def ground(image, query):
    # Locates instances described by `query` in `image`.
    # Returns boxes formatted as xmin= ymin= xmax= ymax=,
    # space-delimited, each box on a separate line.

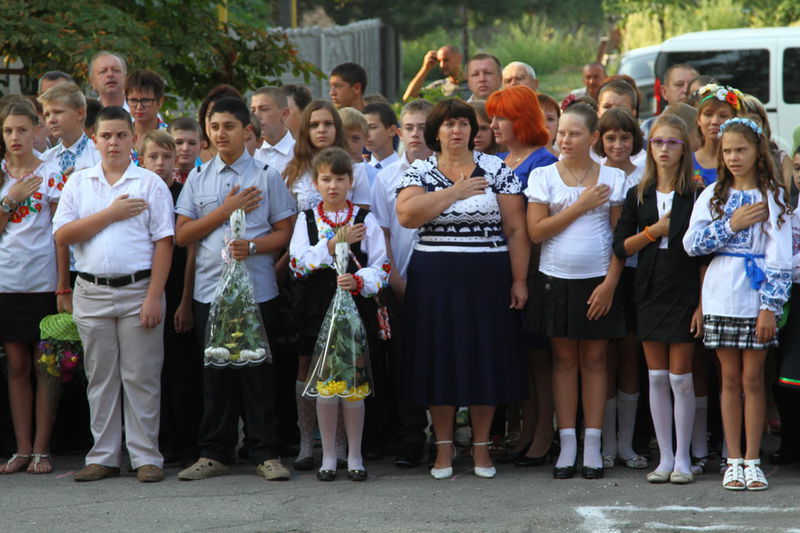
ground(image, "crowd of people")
xmin=1 ymin=46 xmax=799 ymax=494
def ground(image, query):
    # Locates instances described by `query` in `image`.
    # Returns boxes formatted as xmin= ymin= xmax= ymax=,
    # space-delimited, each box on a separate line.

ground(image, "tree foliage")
xmin=0 ymin=0 xmax=320 ymax=100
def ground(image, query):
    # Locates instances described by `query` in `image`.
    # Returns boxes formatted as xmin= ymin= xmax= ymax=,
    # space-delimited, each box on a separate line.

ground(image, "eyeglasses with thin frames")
xmin=649 ymin=137 xmax=684 ymax=149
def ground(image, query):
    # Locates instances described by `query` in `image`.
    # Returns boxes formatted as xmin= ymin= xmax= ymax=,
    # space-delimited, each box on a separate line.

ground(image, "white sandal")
xmin=1 ymin=453 xmax=31 ymax=474
xmin=744 ymin=459 xmax=768 ymax=491
xmin=29 ymin=454 xmax=52 ymax=474
xmin=471 ymin=441 xmax=496 ymax=479
xmin=722 ymin=458 xmax=745 ymax=491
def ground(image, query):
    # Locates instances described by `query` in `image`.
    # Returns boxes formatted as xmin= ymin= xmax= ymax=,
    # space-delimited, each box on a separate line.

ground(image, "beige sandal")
xmin=28 ymin=454 xmax=53 ymax=474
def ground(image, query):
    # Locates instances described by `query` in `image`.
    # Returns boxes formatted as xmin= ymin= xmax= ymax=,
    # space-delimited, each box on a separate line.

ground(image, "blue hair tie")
xmin=718 ymin=117 xmax=763 ymax=138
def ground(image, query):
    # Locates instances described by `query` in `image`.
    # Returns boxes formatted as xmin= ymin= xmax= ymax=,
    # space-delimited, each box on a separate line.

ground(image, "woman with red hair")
xmin=487 ymin=85 xmax=556 ymax=188
xmin=487 ymin=86 xmax=558 ymax=468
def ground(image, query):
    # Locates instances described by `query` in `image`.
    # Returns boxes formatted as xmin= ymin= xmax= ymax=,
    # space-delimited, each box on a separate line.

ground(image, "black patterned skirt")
xmin=703 ymin=315 xmax=779 ymax=350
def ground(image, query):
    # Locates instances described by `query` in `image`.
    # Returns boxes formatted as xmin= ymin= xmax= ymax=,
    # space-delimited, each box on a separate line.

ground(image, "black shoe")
xmin=317 ymin=469 xmax=337 ymax=481
xmin=515 ymin=443 xmax=554 ymax=467
xmin=395 ymin=449 xmax=423 ymax=468
xmin=293 ymin=456 xmax=315 ymax=471
xmin=768 ymin=449 xmax=800 ymax=465
xmin=337 ymin=459 xmax=347 ymax=470
xmin=553 ymin=463 xmax=576 ymax=479
xmin=582 ymin=466 xmax=604 ymax=479
xmin=347 ymin=469 xmax=368 ymax=481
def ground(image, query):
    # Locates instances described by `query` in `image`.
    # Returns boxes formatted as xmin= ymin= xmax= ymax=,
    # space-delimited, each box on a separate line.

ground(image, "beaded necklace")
xmin=317 ymin=200 xmax=354 ymax=228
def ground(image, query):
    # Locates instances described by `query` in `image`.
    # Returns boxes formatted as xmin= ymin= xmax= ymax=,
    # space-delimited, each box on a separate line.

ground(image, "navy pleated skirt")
xmin=400 ymin=250 xmax=527 ymax=406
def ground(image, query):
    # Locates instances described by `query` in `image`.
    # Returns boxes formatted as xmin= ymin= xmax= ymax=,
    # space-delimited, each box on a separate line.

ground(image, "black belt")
xmin=77 ymin=270 xmax=151 ymax=287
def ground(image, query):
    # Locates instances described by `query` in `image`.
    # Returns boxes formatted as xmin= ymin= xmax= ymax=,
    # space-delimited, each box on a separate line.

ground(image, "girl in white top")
xmin=526 ymin=102 xmax=626 ymax=479
xmin=282 ymin=100 xmax=371 ymax=211
xmin=683 ymin=117 xmax=792 ymax=491
xmin=593 ymin=107 xmax=648 ymax=471
xmin=0 ymin=103 xmax=70 ymax=474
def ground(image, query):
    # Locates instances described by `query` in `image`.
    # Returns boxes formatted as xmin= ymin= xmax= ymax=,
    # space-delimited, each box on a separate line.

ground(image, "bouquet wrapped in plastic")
xmin=204 ymin=208 xmax=271 ymax=367
xmin=303 ymin=232 xmax=372 ymax=401
xmin=37 ymin=312 xmax=84 ymax=401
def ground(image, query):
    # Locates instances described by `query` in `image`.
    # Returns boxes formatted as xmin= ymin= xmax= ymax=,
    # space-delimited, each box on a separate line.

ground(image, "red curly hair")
xmin=485 ymin=85 xmax=550 ymax=147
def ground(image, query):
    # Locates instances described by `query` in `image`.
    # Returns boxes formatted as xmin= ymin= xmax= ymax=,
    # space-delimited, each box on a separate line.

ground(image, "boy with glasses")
xmin=125 ymin=69 xmax=168 ymax=165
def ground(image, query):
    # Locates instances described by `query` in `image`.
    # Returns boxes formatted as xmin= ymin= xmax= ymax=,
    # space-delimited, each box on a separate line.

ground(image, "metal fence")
xmin=278 ymin=18 xmax=401 ymax=102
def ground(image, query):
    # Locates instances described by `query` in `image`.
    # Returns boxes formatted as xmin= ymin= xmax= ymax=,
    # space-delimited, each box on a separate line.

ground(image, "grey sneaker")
xmin=256 ymin=458 xmax=290 ymax=481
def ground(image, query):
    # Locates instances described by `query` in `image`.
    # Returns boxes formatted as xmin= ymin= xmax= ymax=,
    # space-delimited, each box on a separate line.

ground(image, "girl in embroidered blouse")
xmin=692 ymin=84 xmax=742 ymax=186
xmin=594 ymin=107 xmax=648 ymax=471
xmin=526 ymin=101 xmax=627 ymax=480
xmin=288 ymin=147 xmax=389 ymax=481
xmin=0 ymin=103 xmax=70 ymax=474
xmin=684 ymin=117 xmax=792 ymax=491
xmin=282 ymin=99 xmax=370 ymax=211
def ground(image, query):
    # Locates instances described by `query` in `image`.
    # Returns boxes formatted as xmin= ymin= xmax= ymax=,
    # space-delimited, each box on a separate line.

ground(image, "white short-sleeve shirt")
xmin=526 ymin=163 xmax=626 ymax=279
xmin=52 ymin=161 xmax=175 ymax=277
xmin=0 ymin=161 xmax=63 ymax=292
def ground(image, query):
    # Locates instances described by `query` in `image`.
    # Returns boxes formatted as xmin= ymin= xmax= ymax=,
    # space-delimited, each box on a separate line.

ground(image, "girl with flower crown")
xmin=684 ymin=117 xmax=792 ymax=491
xmin=289 ymin=147 xmax=389 ymax=482
xmin=0 ymin=103 xmax=70 ymax=474
xmin=692 ymin=84 xmax=743 ymax=186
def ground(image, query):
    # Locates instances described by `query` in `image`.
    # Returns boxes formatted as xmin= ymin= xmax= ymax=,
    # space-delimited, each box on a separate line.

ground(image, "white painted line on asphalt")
xmin=575 ymin=505 xmax=800 ymax=533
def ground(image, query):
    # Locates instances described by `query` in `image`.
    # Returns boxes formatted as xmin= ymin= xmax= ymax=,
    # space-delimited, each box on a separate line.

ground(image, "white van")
xmin=655 ymin=27 xmax=800 ymax=152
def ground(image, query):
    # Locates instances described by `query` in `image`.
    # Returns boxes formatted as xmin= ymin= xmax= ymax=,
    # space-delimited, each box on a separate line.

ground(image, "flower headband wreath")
xmin=718 ymin=117 xmax=763 ymax=138
xmin=698 ymin=83 xmax=744 ymax=111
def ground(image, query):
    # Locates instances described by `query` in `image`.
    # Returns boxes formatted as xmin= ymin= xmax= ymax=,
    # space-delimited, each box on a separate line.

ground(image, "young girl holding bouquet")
xmin=684 ymin=117 xmax=792 ymax=491
xmin=0 ymin=102 xmax=70 ymax=474
xmin=614 ymin=114 xmax=704 ymax=484
xmin=289 ymin=147 xmax=389 ymax=481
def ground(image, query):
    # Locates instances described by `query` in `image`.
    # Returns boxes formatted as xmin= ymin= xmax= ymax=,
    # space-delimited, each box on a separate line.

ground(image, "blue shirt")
xmin=692 ymin=153 xmax=717 ymax=186
xmin=175 ymin=150 xmax=297 ymax=303
xmin=496 ymin=147 xmax=558 ymax=189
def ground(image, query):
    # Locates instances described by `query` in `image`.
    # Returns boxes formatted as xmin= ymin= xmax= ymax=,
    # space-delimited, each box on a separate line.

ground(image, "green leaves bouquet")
xmin=204 ymin=208 xmax=271 ymax=368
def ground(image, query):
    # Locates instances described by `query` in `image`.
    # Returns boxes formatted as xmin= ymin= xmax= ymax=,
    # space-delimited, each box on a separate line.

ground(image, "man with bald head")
xmin=402 ymin=45 xmax=469 ymax=102
xmin=570 ymin=62 xmax=606 ymax=100
xmin=466 ymin=53 xmax=502 ymax=101
xmin=502 ymin=62 xmax=538 ymax=91
xmin=89 ymin=51 xmax=127 ymax=108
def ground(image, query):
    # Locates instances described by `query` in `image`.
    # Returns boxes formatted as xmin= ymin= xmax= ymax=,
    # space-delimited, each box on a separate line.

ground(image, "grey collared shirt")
xmin=176 ymin=150 xmax=297 ymax=304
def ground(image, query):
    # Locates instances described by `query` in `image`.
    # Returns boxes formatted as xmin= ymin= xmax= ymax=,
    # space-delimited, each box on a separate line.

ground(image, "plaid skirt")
xmin=703 ymin=314 xmax=779 ymax=350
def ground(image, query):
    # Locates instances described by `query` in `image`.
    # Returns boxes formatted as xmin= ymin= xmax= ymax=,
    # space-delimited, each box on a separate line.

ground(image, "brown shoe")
xmin=74 ymin=464 xmax=121 ymax=482
xmin=136 ymin=464 xmax=164 ymax=483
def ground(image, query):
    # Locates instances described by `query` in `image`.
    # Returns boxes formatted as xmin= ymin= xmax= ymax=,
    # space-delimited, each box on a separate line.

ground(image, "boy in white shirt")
xmin=363 ymin=103 xmax=399 ymax=170
xmin=251 ymin=86 xmax=295 ymax=176
xmin=53 ymin=106 xmax=175 ymax=483
xmin=369 ymin=99 xmax=433 ymax=467
xmin=39 ymin=83 xmax=100 ymax=175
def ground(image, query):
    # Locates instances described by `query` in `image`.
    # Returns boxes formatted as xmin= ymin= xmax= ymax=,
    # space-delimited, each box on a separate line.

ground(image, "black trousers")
xmin=193 ymin=298 xmax=281 ymax=465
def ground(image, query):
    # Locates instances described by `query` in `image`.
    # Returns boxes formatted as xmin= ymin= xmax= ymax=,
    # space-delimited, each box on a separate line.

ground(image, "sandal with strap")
xmin=1 ymin=453 xmax=32 ymax=474
xmin=744 ymin=459 xmax=768 ymax=491
xmin=28 ymin=454 xmax=52 ymax=474
xmin=722 ymin=458 xmax=745 ymax=491
xmin=691 ymin=455 xmax=708 ymax=475
xmin=430 ymin=441 xmax=456 ymax=480
xmin=619 ymin=454 xmax=648 ymax=469
xmin=472 ymin=442 xmax=496 ymax=479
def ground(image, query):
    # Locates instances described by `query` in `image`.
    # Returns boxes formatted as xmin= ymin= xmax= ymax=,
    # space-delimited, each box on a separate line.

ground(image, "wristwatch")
xmin=248 ymin=241 xmax=257 ymax=256
xmin=0 ymin=197 xmax=15 ymax=215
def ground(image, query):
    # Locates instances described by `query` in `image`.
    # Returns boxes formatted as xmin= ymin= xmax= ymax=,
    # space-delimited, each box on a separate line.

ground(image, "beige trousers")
xmin=73 ymin=277 xmax=165 ymax=469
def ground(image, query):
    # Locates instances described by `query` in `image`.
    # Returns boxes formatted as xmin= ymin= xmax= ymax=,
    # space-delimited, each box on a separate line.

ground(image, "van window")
xmin=784 ymin=48 xmax=800 ymax=104
xmin=656 ymin=49 xmax=770 ymax=103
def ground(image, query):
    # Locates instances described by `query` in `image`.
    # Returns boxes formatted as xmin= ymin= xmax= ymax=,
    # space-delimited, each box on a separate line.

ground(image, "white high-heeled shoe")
xmin=430 ymin=440 xmax=456 ymax=479
xmin=472 ymin=441 xmax=496 ymax=479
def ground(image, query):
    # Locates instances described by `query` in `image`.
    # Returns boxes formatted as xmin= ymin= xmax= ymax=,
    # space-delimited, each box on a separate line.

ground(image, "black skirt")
xmin=525 ymin=272 xmax=625 ymax=340
xmin=620 ymin=266 xmax=637 ymax=333
xmin=637 ymin=250 xmax=697 ymax=343
xmin=400 ymin=250 xmax=526 ymax=406
xmin=0 ymin=292 xmax=57 ymax=343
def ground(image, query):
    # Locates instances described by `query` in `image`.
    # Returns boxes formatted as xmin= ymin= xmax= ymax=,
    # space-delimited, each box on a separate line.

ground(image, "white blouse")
xmin=526 ymin=163 xmax=626 ymax=279
xmin=622 ymin=165 xmax=645 ymax=267
xmin=0 ymin=161 xmax=63 ymax=292
xmin=289 ymin=205 xmax=389 ymax=297
xmin=683 ymin=185 xmax=792 ymax=317
xmin=291 ymin=163 xmax=371 ymax=212
xmin=656 ymin=190 xmax=675 ymax=249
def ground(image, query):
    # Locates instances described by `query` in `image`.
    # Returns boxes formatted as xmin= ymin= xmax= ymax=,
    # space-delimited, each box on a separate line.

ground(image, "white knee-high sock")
xmin=601 ymin=397 xmax=617 ymax=459
xmin=617 ymin=391 xmax=639 ymax=460
xmin=670 ymin=373 xmax=695 ymax=475
xmin=316 ymin=396 xmax=339 ymax=471
xmin=649 ymin=370 xmax=674 ymax=472
xmin=335 ymin=406 xmax=347 ymax=462
xmin=692 ymin=395 xmax=709 ymax=459
xmin=583 ymin=428 xmax=603 ymax=469
xmin=341 ymin=400 xmax=365 ymax=471
xmin=296 ymin=381 xmax=316 ymax=459
xmin=556 ymin=428 xmax=577 ymax=468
